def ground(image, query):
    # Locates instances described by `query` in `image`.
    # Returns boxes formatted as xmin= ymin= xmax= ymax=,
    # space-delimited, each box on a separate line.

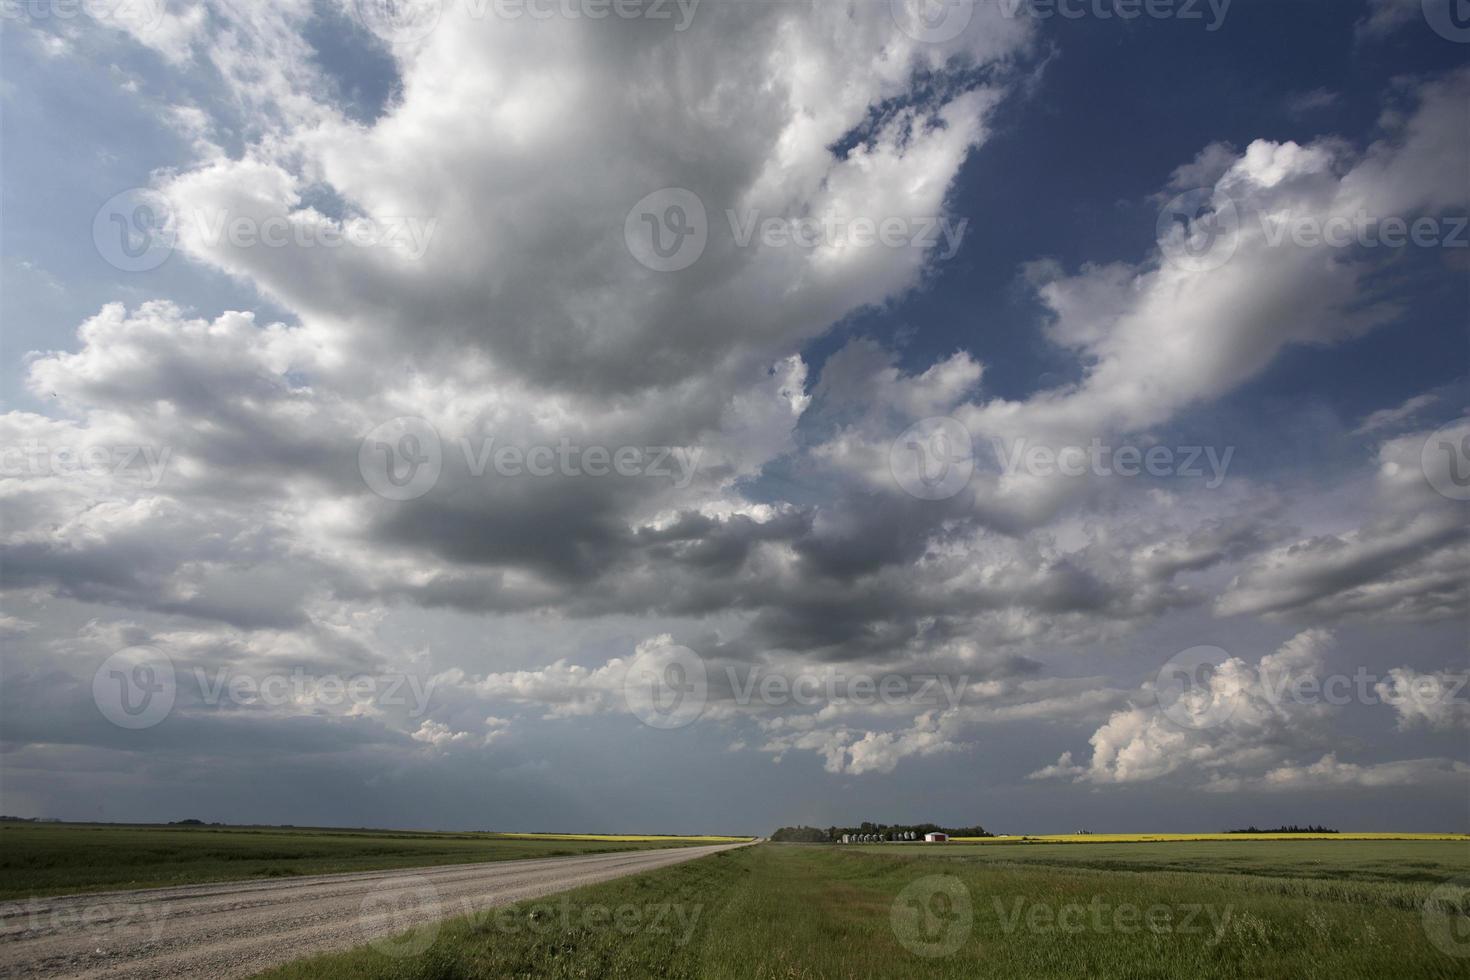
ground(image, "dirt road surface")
xmin=0 ymin=841 xmax=750 ymax=979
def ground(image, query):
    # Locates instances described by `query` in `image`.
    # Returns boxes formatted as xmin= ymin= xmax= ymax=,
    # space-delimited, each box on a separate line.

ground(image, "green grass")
xmin=850 ymin=838 xmax=1470 ymax=885
xmin=257 ymin=839 xmax=1470 ymax=980
xmin=0 ymin=822 xmax=728 ymax=900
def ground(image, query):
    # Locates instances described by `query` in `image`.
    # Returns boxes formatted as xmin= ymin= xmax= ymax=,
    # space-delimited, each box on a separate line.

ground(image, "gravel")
xmin=0 ymin=841 xmax=750 ymax=979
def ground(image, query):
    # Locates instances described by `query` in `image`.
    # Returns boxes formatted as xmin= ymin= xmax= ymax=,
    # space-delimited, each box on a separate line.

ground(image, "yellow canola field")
xmin=491 ymin=833 xmax=753 ymax=842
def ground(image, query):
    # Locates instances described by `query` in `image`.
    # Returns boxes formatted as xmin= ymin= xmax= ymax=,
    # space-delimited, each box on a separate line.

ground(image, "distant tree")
xmin=770 ymin=825 xmax=830 ymax=842
xmin=825 ymin=820 xmax=994 ymax=840
xmin=1226 ymin=824 xmax=1337 ymax=834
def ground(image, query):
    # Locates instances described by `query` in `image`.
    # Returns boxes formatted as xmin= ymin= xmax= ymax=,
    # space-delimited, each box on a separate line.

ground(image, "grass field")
xmin=861 ymin=838 xmax=1470 ymax=884
xmin=0 ymin=822 xmax=748 ymax=900
xmin=259 ymin=838 xmax=1470 ymax=979
xmin=952 ymin=833 xmax=1468 ymax=843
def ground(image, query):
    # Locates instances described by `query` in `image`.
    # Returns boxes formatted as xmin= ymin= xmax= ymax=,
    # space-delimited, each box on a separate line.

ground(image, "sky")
xmin=0 ymin=0 xmax=1467 ymax=835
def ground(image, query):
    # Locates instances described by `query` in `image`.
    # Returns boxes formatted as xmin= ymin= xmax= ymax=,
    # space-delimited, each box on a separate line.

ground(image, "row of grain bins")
xmin=840 ymin=832 xmax=948 ymax=843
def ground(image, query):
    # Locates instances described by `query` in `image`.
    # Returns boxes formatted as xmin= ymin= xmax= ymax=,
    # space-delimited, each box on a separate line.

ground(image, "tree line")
xmin=1226 ymin=825 xmax=1338 ymax=834
xmin=770 ymin=821 xmax=993 ymax=842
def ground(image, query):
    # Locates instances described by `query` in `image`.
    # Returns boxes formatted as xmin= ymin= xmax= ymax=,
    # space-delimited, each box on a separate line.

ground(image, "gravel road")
xmin=0 ymin=841 xmax=750 ymax=979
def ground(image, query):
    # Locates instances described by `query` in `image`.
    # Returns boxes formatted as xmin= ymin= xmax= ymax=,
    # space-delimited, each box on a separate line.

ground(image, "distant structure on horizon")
xmin=834 ymin=829 xmax=958 ymax=843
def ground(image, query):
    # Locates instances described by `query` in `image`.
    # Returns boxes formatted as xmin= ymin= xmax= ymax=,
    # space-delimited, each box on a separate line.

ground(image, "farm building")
xmin=924 ymin=832 xmax=948 ymax=843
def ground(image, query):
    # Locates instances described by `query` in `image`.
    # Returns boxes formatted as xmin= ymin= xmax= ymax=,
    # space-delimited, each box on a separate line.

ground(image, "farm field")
xmin=0 ymin=821 xmax=748 ymax=900
xmin=854 ymin=837 xmax=1470 ymax=883
xmin=260 ymin=838 xmax=1470 ymax=979
xmin=951 ymin=832 xmax=1468 ymax=843
xmin=492 ymin=832 xmax=747 ymax=842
